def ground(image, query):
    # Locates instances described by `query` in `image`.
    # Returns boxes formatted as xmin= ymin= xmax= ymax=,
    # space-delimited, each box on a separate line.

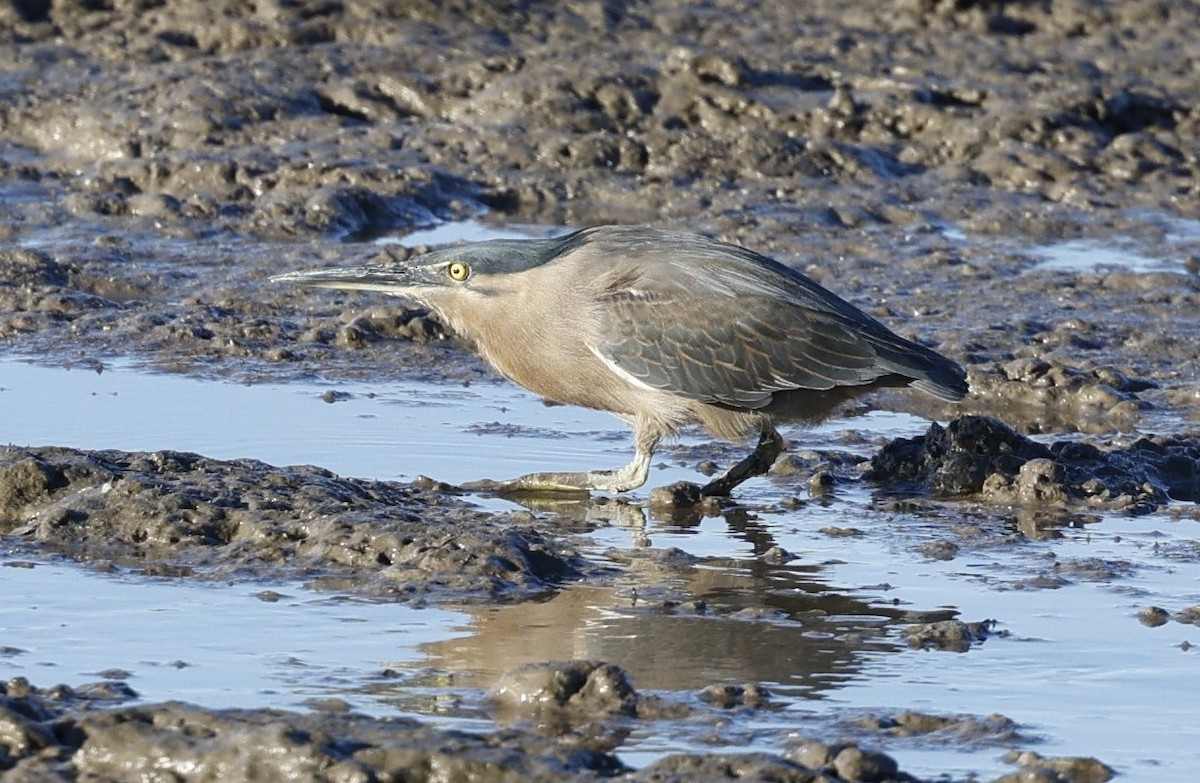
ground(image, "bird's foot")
xmin=459 ymin=457 xmax=652 ymax=496
xmin=459 ymin=474 xmax=593 ymax=496
xmin=699 ymin=426 xmax=786 ymax=497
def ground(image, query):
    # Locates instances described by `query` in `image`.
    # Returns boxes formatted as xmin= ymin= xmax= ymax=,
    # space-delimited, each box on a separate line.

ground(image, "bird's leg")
xmin=700 ymin=425 xmax=784 ymax=497
xmin=461 ymin=430 xmax=660 ymax=496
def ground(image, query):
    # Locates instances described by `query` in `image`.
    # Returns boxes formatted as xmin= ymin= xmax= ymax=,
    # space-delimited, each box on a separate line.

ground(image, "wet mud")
xmin=0 ymin=445 xmax=582 ymax=600
xmin=1 ymin=672 xmax=1108 ymax=783
xmin=2 ymin=0 xmax=1199 ymax=780
xmin=868 ymin=415 xmax=1200 ymax=513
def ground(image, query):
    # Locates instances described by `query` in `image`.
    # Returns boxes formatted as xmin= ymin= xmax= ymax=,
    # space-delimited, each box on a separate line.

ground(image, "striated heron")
xmin=273 ymin=225 xmax=967 ymax=496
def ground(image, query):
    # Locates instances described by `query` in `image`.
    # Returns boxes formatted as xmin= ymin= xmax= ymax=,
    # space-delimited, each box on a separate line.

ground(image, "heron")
xmin=273 ymin=225 xmax=967 ymax=496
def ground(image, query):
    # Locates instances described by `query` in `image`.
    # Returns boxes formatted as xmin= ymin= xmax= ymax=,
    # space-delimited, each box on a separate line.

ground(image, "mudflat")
xmin=1 ymin=2 xmax=1198 ymax=781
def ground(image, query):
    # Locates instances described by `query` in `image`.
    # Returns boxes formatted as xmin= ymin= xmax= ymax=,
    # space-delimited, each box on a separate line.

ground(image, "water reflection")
xmin=420 ymin=556 xmax=906 ymax=696
xmin=494 ymin=492 xmax=832 ymax=557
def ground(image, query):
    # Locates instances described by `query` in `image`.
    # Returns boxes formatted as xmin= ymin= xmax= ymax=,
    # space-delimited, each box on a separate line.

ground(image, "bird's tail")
xmin=874 ymin=336 xmax=969 ymax=402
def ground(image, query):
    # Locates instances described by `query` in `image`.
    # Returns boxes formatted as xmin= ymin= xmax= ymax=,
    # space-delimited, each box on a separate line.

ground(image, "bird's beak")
xmin=270 ymin=264 xmax=423 ymax=294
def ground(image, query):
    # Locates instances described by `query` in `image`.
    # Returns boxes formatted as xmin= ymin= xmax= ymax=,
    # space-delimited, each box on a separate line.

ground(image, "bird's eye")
xmin=447 ymin=262 xmax=470 ymax=282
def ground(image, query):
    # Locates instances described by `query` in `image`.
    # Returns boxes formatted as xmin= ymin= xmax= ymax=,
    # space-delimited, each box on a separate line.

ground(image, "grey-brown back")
xmin=553 ymin=226 xmax=967 ymax=409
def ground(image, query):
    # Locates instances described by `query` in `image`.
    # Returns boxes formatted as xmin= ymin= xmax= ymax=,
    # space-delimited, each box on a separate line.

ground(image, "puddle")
xmin=814 ymin=516 xmax=1200 ymax=781
xmin=0 ymin=359 xmax=928 ymax=512
xmin=1163 ymin=216 xmax=1200 ymax=245
xmin=1031 ymin=238 xmax=1174 ymax=273
xmin=0 ymin=359 xmax=650 ymax=514
xmin=374 ymin=218 xmax=570 ymax=247
xmin=0 ymin=559 xmax=468 ymax=715
xmin=941 ymin=214 xmax=1200 ymax=275
xmin=3 ymin=358 xmax=1200 ymax=780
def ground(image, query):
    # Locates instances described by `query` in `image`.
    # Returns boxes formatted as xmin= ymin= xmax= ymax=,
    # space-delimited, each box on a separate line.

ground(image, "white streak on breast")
xmin=586 ymin=344 xmax=659 ymax=392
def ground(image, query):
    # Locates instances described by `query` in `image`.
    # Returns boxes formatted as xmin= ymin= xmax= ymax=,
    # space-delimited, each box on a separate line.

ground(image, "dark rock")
xmin=868 ymin=416 xmax=1200 ymax=513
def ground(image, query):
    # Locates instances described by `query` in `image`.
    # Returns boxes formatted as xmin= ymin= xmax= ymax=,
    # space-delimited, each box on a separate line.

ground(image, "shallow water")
xmin=375 ymin=218 xmax=570 ymax=247
xmin=0 ymin=358 xmax=925 ymax=510
xmin=1032 ymin=238 xmax=1172 ymax=273
xmin=3 ymin=358 xmax=1198 ymax=781
xmin=0 ymin=562 xmax=468 ymax=713
xmin=944 ymin=215 xmax=1200 ymax=274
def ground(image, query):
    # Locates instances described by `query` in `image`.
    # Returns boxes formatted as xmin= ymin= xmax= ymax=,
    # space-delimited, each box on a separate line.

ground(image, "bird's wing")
xmin=591 ymin=263 xmax=887 ymax=409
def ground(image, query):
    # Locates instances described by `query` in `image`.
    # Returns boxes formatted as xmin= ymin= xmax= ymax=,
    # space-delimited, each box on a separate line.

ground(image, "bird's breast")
xmin=470 ymin=321 xmax=651 ymax=418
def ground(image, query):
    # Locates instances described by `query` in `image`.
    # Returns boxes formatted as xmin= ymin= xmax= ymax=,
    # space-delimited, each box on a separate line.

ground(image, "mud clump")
xmin=1137 ymin=605 xmax=1170 ymax=627
xmin=634 ymin=750 xmax=902 ymax=783
xmin=1174 ymin=605 xmax=1200 ymax=626
xmin=787 ymin=739 xmax=912 ymax=783
xmin=0 ymin=457 xmax=67 ymax=523
xmin=904 ymin=619 xmax=995 ymax=652
xmin=997 ymin=751 xmax=1115 ymax=783
xmin=489 ymin=660 xmax=638 ymax=721
xmin=969 ymin=357 xmax=1152 ymax=433
xmin=868 ymin=416 xmax=1200 ymax=514
xmin=698 ymin=682 xmax=770 ymax=710
xmin=852 ymin=711 xmax=1022 ymax=745
xmin=0 ymin=445 xmax=583 ymax=601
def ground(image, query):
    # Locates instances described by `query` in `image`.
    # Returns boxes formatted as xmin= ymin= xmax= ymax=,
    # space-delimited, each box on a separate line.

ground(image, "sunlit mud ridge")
xmin=0 ymin=445 xmax=583 ymax=601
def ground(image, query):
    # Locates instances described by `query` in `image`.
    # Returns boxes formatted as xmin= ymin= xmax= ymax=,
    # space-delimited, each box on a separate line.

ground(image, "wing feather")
xmin=597 ymin=288 xmax=884 ymax=407
xmin=585 ymin=230 xmax=965 ymax=407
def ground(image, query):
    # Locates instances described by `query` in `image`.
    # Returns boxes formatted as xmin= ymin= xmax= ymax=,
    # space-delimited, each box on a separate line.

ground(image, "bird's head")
xmin=272 ymin=233 xmax=581 ymax=333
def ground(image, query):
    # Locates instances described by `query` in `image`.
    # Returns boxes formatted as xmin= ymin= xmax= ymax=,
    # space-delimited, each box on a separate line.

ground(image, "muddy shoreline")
xmin=3 ymin=0 xmax=1199 ymax=780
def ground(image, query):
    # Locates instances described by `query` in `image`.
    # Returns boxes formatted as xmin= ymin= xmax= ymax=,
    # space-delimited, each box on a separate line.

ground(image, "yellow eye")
xmin=447 ymin=262 xmax=470 ymax=282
